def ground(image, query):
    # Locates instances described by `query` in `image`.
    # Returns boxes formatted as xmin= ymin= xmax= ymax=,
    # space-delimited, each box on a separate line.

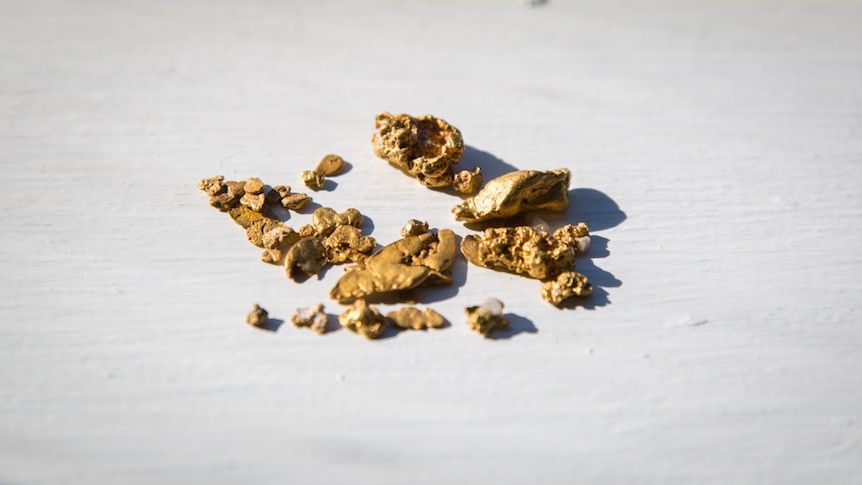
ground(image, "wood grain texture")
xmin=1 ymin=0 xmax=861 ymax=483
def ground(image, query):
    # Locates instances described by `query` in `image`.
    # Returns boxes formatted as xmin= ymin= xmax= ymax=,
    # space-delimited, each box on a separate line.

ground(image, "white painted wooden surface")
xmin=2 ymin=0 xmax=861 ymax=483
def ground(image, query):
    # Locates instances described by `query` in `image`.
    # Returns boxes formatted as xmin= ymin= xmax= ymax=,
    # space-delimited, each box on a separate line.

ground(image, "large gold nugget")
xmin=460 ymin=224 xmax=589 ymax=280
xmin=329 ymin=229 xmax=458 ymax=304
xmin=452 ymin=168 xmax=571 ymax=223
xmin=372 ymin=112 xmax=465 ymax=189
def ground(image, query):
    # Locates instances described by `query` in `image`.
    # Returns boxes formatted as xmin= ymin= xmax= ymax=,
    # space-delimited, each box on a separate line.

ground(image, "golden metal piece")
xmin=460 ymin=223 xmax=589 ymax=280
xmin=228 ymin=205 xmax=268 ymax=229
xmin=371 ymin=112 xmax=466 ymax=189
xmin=245 ymin=304 xmax=269 ymax=328
xmin=240 ymin=192 xmax=266 ymax=212
xmin=301 ymin=170 xmax=326 ymax=190
xmin=291 ymin=304 xmax=329 ymax=334
xmin=316 ymin=154 xmax=345 ymax=176
xmin=285 ymin=236 xmax=328 ymax=280
xmin=465 ymin=298 xmax=509 ymax=337
xmin=386 ymin=307 xmax=445 ymax=330
xmin=260 ymin=248 xmax=284 ymax=265
xmin=451 ymin=167 xmax=483 ymax=194
xmin=198 ymin=175 xmax=225 ymax=196
xmin=541 ymin=271 xmax=593 ymax=306
xmin=245 ymin=218 xmax=287 ymax=249
xmin=329 ymin=229 xmax=458 ymax=304
xmin=400 ymin=219 xmax=429 ymax=237
xmin=208 ymin=179 xmax=246 ymax=211
xmin=452 ymin=168 xmax=571 ymax=223
xmin=338 ymin=300 xmax=387 ymax=339
xmin=312 ymin=207 xmax=363 ymax=236
xmin=322 ymin=225 xmax=376 ymax=264
xmin=244 ymin=177 xmax=265 ymax=195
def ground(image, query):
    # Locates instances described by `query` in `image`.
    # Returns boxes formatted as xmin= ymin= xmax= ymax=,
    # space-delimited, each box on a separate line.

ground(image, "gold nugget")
xmin=465 ymin=298 xmax=509 ymax=337
xmin=316 ymin=154 xmax=346 ymax=176
xmin=452 ymin=168 xmax=571 ymax=223
xmin=339 ymin=300 xmax=387 ymax=339
xmin=329 ymin=229 xmax=457 ymax=303
xmin=301 ymin=170 xmax=326 ymax=191
xmin=291 ymin=304 xmax=329 ymax=334
xmin=245 ymin=304 xmax=269 ymax=328
xmin=372 ymin=112 xmax=479 ymax=192
xmin=386 ymin=307 xmax=445 ymax=330
xmin=541 ymin=271 xmax=593 ymax=306
xmin=460 ymin=223 xmax=590 ymax=280
xmin=400 ymin=219 xmax=429 ymax=237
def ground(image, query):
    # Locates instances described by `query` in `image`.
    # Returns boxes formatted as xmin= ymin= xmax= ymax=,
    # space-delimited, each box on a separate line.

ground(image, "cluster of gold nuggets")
xmin=206 ymin=112 xmax=594 ymax=338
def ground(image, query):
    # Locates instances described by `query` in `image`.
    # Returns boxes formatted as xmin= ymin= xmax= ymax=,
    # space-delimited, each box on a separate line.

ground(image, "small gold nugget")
xmin=316 ymin=154 xmax=346 ymax=176
xmin=330 ymin=229 xmax=457 ymax=304
xmin=301 ymin=170 xmax=326 ymax=191
xmin=400 ymin=219 xmax=429 ymax=237
xmin=291 ymin=304 xmax=329 ymax=334
xmin=373 ymin=112 xmax=480 ymax=192
xmin=541 ymin=271 xmax=593 ymax=306
xmin=452 ymin=168 xmax=571 ymax=223
xmin=386 ymin=307 xmax=446 ymax=330
xmin=465 ymin=298 xmax=509 ymax=337
xmin=245 ymin=304 xmax=269 ymax=328
xmin=339 ymin=300 xmax=387 ymax=339
xmin=452 ymin=167 xmax=484 ymax=194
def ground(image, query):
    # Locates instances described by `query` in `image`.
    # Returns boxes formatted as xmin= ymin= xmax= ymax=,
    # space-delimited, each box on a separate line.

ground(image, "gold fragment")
xmin=285 ymin=236 xmax=328 ymax=280
xmin=329 ymin=229 xmax=458 ymax=303
xmin=198 ymin=175 xmax=225 ymax=196
xmin=240 ymin=192 xmax=266 ymax=212
xmin=452 ymin=167 xmax=483 ymax=194
xmin=228 ymin=205 xmax=268 ymax=229
xmin=465 ymin=298 xmax=509 ymax=337
xmin=260 ymin=248 xmax=284 ymax=265
xmin=460 ymin=223 xmax=589 ymax=280
xmin=291 ymin=304 xmax=329 ymax=334
xmin=244 ymin=177 xmax=265 ymax=195
xmin=245 ymin=304 xmax=269 ymax=328
xmin=301 ymin=170 xmax=326 ymax=190
xmin=209 ymin=179 xmax=246 ymax=211
xmin=245 ymin=218 xmax=287 ymax=249
xmin=298 ymin=224 xmax=316 ymax=238
xmin=265 ymin=185 xmax=291 ymax=205
xmin=541 ymin=271 xmax=593 ymax=306
xmin=323 ymin=225 xmax=376 ymax=264
xmin=452 ymin=168 xmax=571 ymax=223
xmin=338 ymin=299 xmax=387 ymax=339
xmin=262 ymin=225 xmax=300 ymax=250
xmin=386 ymin=307 xmax=445 ymax=330
xmin=371 ymin=112 xmax=467 ymax=189
xmin=312 ymin=207 xmax=363 ymax=236
xmin=400 ymin=219 xmax=429 ymax=237
xmin=281 ymin=193 xmax=311 ymax=211
xmin=316 ymin=154 xmax=345 ymax=176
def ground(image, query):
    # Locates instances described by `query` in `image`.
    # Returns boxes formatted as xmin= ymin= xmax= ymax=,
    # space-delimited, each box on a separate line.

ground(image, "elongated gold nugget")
xmin=452 ymin=168 xmax=571 ymax=223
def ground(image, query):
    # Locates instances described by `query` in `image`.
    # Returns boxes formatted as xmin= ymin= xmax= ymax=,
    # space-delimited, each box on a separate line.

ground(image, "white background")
xmin=2 ymin=0 xmax=861 ymax=483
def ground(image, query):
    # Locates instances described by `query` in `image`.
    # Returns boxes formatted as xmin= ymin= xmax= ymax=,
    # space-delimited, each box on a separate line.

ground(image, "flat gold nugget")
xmin=329 ymin=229 xmax=457 ymax=303
xmin=386 ymin=307 xmax=445 ymax=330
xmin=452 ymin=168 xmax=571 ymax=223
